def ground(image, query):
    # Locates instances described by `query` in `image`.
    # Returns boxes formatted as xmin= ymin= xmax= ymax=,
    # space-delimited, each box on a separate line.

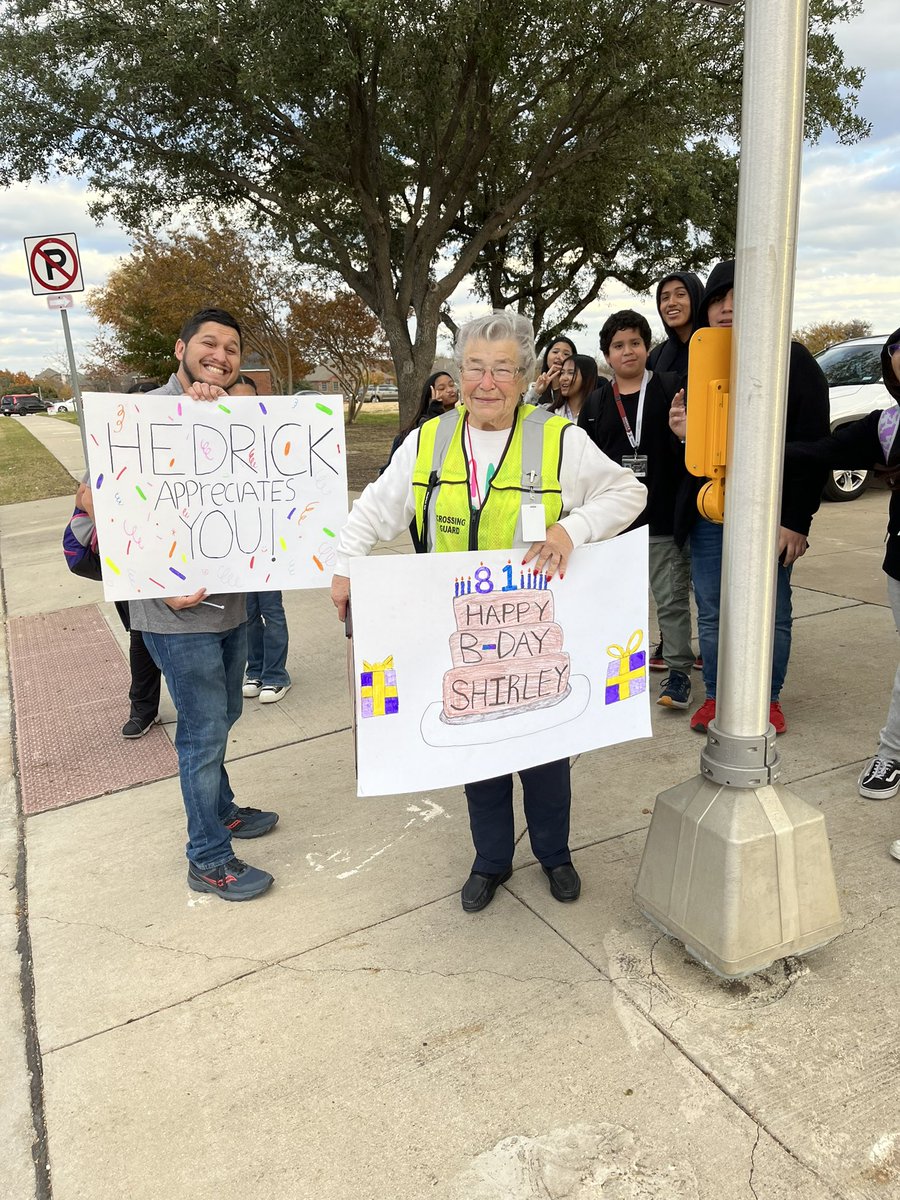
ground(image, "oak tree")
xmin=0 ymin=0 xmax=868 ymax=423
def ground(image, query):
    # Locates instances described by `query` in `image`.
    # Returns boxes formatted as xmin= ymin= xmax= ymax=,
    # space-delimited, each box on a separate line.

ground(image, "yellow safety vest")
xmin=412 ymin=404 xmax=568 ymax=553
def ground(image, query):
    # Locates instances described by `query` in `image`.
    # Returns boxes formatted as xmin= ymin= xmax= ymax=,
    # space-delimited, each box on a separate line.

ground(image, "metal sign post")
xmin=634 ymin=0 xmax=842 ymax=977
xmin=24 ymin=232 xmax=88 ymax=468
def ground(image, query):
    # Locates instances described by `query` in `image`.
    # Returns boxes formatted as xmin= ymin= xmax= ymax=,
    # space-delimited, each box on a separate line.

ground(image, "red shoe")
xmin=690 ymin=698 xmax=716 ymax=733
xmin=693 ymin=654 xmax=703 ymax=671
xmin=769 ymin=701 xmax=787 ymax=734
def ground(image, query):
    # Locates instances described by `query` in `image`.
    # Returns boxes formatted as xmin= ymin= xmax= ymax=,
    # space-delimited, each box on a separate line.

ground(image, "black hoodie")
xmin=647 ymin=271 xmax=704 ymax=382
xmin=786 ymin=326 xmax=900 ymax=579
xmin=673 ymin=259 xmax=831 ymax=544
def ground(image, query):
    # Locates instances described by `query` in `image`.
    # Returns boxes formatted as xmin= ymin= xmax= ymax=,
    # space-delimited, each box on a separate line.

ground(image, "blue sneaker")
xmin=224 ymin=807 xmax=279 ymax=838
xmin=657 ymin=671 xmax=692 ymax=709
xmin=187 ymin=858 xmax=274 ymax=901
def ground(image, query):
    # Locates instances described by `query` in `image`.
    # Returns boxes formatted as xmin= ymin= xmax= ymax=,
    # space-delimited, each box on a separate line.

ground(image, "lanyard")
xmin=612 ymin=369 xmax=650 ymax=450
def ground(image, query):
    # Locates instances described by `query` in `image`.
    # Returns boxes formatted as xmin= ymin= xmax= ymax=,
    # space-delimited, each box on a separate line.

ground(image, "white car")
xmin=815 ymin=334 xmax=893 ymax=501
xmin=47 ymin=399 xmax=76 ymax=413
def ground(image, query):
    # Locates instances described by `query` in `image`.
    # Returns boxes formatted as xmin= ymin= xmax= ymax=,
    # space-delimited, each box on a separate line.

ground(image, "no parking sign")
xmin=23 ymin=232 xmax=84 ymax=296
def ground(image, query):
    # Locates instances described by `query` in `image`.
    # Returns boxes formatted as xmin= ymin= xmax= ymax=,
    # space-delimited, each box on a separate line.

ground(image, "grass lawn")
xmin=52 ymin=412 xmax=80 ymax=425
xmin=0 ymin=417 xmax=77 ymax=505
xmin=345 ymin=407 xmax=401 ymax=489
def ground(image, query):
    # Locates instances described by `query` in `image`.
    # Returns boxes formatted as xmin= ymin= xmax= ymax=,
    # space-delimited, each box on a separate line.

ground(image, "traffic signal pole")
xmin=634 ymin=0 xmax=843 ymax=976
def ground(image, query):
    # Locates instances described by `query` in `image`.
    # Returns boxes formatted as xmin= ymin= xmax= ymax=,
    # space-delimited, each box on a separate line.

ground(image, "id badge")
xmin=521 ymin=503 xmax=547 ymax=541
xmin=622 ymin=454 xmax=648 ymax=478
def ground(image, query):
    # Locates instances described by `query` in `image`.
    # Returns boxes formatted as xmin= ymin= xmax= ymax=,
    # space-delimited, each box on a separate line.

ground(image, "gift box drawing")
xmin=605 ymin=631 xmax=647 ymax=704
xmin=360 ymin=655 xmax=399 ymax=718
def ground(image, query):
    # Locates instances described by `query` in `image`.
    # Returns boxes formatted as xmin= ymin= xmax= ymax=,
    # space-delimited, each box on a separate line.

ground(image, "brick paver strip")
xmin=8 ymin=604 xmax=179 ymax=814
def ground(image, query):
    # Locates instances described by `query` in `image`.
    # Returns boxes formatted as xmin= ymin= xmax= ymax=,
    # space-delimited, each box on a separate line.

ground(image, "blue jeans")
xmin=246 ymin=592 xmax=291 ymax=687
xmin=690 ymin=517 xmax=793 ymax=702
xmin=142 ymin=624 xmax=247 ymax=870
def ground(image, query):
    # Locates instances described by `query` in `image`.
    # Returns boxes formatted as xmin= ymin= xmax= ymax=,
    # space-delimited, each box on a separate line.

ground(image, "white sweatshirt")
xmin=334 ymin=420 xmax=646 ymax=574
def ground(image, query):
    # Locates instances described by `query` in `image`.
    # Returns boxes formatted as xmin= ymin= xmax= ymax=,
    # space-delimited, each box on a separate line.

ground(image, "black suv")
xmin=1 ymin=393 xmax=49 ymax=415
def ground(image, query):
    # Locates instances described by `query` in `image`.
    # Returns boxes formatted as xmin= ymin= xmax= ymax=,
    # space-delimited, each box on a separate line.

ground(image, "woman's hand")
xmin=532 ymin=365 xmax=561 ymax=398
xmin=332 ymin=574 xmax=351 ymax=620
xmin=522 ymin=524 xmax=574 ymax=580
xmin=164 ymin=588 xmax=208 ymax=610
xmin=669 ymin=389 xmax=687 ymax=440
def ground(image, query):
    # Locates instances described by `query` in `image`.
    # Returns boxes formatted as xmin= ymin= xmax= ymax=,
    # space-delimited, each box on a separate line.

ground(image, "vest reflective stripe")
xmin=412 ymin=404 xmax=567 ymax=553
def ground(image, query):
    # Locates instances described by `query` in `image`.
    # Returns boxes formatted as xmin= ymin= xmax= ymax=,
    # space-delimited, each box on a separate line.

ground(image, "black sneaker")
xmin=649 ymin=637 xmax=666 ymax=671
xmin=224 ymin=807 xmax=279 ymax=838
xmin=657 ymin=670 xmax=692 ymax=709
xmin=858 ymin=756 xmax=900 ymax=800
xmin=122 ymin=714 xmax=160 ymax=739
xmin=187 ymin=857 xmax=274 ymax=900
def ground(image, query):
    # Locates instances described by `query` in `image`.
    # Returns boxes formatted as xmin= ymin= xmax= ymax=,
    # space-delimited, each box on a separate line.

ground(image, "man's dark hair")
xmin=179 ymin=308 xmax=243 ymax=348
xmin=600 ymin=310 xmax=652 ymax=356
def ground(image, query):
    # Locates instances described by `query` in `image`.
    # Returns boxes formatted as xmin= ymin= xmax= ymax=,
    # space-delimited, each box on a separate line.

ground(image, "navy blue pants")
xmin=464 ymin=757 xmax=572 ymax=875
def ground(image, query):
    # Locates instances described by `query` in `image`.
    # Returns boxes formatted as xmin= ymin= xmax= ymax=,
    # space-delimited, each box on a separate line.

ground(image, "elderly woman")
xmin=331 ymin=311 xmax=646 ymax=913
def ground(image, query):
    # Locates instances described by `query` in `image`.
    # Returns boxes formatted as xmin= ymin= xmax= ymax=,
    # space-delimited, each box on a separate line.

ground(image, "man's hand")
xmin=332 ymin=574 xmax=351 ymax=621
xmin=184 ymin=382 xmax=228 ymax=403
xmin=522 ymin=524 xmax=574 ymax=579
xmin=164 ymin=588 xmax=208 ymax=611
xmin=669 ymin=389 xmax=687 ymax=440
xmin=75 ymin=481 xmax=95 ymax=519
xmin=778 ymin=526 xmax=808 ymax=566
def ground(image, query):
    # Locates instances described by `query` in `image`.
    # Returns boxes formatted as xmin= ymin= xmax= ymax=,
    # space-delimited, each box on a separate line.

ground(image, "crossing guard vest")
xmin=412 ymin=403 xmax=568 ymax=553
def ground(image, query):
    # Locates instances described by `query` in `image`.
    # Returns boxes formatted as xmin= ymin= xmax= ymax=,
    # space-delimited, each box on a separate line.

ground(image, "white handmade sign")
xmin=348 ymin=529 xmax=651 ymax=796
xmin=82 ymin=392 xmax=347 ymax=600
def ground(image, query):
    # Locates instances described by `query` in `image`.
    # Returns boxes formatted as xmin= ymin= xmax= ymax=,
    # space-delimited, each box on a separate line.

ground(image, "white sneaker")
xmin=259 ymin=684 xmax=291 ymax=704
xmin=890 ymin=840 xmax=900 ymax=863
xmin=242 ymin=679 xmax=262 ymax=698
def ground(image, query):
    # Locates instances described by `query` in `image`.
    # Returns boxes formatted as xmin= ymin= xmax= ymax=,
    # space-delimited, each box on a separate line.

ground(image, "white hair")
xmin=454 ymin=310 xmax=537 ymax=381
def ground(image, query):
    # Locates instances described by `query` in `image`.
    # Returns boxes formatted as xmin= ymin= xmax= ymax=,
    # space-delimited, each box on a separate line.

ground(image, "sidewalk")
xmin=3 ymin=413 xmax=900 ymax=1200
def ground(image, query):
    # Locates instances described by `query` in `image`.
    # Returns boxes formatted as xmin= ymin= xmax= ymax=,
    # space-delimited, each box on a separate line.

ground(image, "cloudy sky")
xmin=0 ymin=0 xmax=897 ymax=379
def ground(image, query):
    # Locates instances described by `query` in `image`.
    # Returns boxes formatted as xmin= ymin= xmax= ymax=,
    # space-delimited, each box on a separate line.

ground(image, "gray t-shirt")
xmin=126 ymin=375 xmax=248 ymax=635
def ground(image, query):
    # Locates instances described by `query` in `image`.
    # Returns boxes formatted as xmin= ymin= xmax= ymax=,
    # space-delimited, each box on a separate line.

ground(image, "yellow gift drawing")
xmin=360 ymin=655 xmax=399 ymax=718
xmin=605 ymin=631 xmax=647 ymax=704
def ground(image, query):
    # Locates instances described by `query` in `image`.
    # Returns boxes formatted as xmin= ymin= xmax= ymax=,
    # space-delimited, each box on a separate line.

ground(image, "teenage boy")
xmin=669 ymin=261 xmax=830 ymax=734
xmin=579 ymin=310 xmax=693 ymax=709
xmin=134 ymin=311 xmax=279 ymax=899
xmin=648 ymin=271 xmax=705 ymax=384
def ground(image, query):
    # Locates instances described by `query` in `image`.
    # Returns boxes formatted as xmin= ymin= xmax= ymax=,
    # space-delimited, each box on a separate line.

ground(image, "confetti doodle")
xmin=82 ymin=393 xmax=348 ymax=599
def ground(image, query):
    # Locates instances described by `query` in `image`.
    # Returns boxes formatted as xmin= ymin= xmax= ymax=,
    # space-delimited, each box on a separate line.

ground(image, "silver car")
xmin=815 ymin=334 xmax=893 ymax=501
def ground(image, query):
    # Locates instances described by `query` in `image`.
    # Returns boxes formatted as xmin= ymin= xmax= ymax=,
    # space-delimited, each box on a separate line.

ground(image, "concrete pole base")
xmin=633 ymin=776 xmax=843 ymax=979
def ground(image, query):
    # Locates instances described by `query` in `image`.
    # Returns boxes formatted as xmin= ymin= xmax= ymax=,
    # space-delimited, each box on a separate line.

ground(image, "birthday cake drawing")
xmin=441 ymin=578 xmax=570 ymax=724
xmin=420 ymin=563 xmax=590 ymax=746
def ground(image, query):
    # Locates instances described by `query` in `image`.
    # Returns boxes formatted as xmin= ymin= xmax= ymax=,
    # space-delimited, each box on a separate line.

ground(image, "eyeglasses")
xmin=460 ymin=364 xmax=523 ymax=384
xmin=889 ymin=343 xmax=900 ymax=356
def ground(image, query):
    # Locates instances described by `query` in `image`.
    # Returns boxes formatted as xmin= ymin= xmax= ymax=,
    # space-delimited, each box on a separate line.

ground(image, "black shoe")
xmin=187 ymin=857 xmax=274 ymax=901
xmin=224 ymin=806 xmax=279 ymax=838
xmin=122 ymin=714 xmax=160 ymax=739
xmin=460 ymin=869 xmax=512 ymax=913
xmin=657 ymin=670 xmax=692 ymax=709
xmin=542 ymin=862 xmax=581 ymax=902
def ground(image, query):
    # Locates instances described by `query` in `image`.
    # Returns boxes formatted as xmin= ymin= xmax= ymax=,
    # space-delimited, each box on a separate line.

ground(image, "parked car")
xmin=815 ymin=334 xmax=894 ymax=501
xmin=0 ymin=393 xmax=49 ymax=416
xmin=365 ymin=384 xmax=399 ymax=403
xmin=47 ymin=399 xmax=76 ymax=413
